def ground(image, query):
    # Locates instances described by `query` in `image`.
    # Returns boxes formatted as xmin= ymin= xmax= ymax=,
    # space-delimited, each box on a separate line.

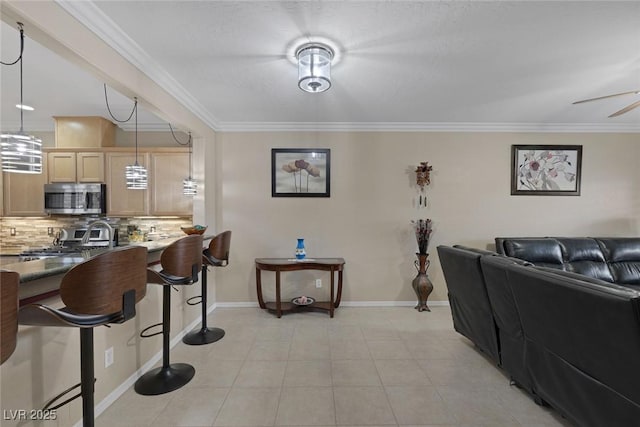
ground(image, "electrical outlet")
xmin=47 ymin=227 xmax=54 ymax=236
xmin=315 ymin=279 xmax=322 ymax=288
xmin=105 ymin=347 xmax=114 ymax=368
xmin=9 ymin=228 xmax=16 ymax=236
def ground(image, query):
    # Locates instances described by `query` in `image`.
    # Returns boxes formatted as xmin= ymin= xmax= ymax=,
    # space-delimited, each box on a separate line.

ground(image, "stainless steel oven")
xmin=44 ymin=183 xmax=107 ymax=215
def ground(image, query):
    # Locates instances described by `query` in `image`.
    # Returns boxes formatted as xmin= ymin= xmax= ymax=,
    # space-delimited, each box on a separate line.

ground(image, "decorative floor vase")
xmin=412 ymin=253 xmax=433 ymax=312
xmin=295 ymin=238 xmax=306 ymax=259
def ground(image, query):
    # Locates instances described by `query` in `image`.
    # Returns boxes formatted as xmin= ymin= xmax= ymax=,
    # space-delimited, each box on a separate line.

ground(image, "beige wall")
xmin=217 ymin=131 xmax=640 ymax=304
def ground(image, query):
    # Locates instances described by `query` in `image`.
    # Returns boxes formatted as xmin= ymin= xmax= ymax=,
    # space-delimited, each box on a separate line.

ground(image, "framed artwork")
xmin=511 ymin=145 xmax=582 ymax=196
xmin=271 ymin=148 xmax=330 ymax=197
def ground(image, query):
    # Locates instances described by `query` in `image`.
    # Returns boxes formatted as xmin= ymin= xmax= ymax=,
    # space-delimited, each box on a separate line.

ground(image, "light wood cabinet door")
xmin=77 ymin=152 xmax=104 ymax=182
xmin=3 ymin=161 xmax=47 ymax=216
xmin=150 ymin=153 xmax=193 ymax=216
xmin=105 ymin=152 xmax=148 ymax=216
xmin=48 ymin=152 xmax=76 ymax=183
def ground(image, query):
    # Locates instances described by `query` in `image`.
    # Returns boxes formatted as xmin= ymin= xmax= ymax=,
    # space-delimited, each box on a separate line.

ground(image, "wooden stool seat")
xmin=18 ymin=246 xmax=148 ymax=427
xmin=183 ymin=231 xmax=231 ymax=346
xmin=135 ymin=234 xmax=203 ymax=396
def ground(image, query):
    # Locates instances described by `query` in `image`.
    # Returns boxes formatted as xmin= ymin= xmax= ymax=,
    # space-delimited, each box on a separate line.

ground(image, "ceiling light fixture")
xmin=183 ymin=133 xmax=197 ymax=196
xmin=169 ymin=124 xmax=197 ymax=196
xmin=103 ymin=84 xmax=147 ymax=189
xmin=1 ymin=22 xmax=42 ymax=174
xmin=296 ymin=43 xmax=334 ymax=93
xmin=125 ymin=98 xmax=147 ymax=189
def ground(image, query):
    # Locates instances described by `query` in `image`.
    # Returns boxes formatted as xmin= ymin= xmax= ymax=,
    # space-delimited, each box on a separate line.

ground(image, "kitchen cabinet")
xmin=105 ymin=152 xmax=148 ymax=216
xmin=149 ymin=152 xmax=193 ymax=216
xmin=3 ymin=160 xmax=48 ymax=216
xmin=48 ymin=151 xmax=104 ymax=183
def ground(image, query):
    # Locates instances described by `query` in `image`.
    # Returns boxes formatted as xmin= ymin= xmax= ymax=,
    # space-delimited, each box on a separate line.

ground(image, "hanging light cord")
xmin=103 ymin=84 xmax=139 ymax=164
xmin=168 ymin=124 xmax=193 ymax=179
xmin=1 ymin=23 xmax=26 ymax=132
xmin=134 ymin=97 xmax=139 ymax=166
xmin=1 ymin=22 xmax=24 ymax=66
xmin=103 ymin=83 xmax=137 ymax=123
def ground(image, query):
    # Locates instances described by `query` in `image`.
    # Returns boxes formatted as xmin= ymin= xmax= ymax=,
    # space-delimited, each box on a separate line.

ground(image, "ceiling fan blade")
xmin=573 ymin=90 xmax=640 ymax=104
xmin=608 ymin=100 xmax=640 ymax=117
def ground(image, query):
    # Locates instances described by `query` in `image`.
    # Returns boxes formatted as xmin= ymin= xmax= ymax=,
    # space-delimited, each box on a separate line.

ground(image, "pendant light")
xmin=125 ymin=98 xmax=147 ymax=189
xmin=183 ymin=132 xmax=197 ymax=196
xmin=1 ymin=22 xmax=42 ymax=174
xmin=169 ymin=124 xmax=196 ymax=196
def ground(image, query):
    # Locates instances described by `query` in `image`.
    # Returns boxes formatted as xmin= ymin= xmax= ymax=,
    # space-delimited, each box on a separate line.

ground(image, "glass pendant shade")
xmin=297 ymin=44 xmax=333 ymax=93
xmin=126 ymin=163 xmax=147 ymax=189
xmin=1 ymin=23 xmax=42 ymax=174
xmin=1 ymin=132 xmax=42 ymax=173
xmin=183 ymin=177 xmax=197 ymax=196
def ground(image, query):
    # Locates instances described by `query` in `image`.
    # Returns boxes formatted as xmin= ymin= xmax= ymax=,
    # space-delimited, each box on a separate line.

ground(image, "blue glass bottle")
xmin=295 ymin=238 xmax=306 ymax=259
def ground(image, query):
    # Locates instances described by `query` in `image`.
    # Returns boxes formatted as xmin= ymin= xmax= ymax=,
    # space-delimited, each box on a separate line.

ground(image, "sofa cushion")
xmin=557 ymin=238 xmax=614 ymax=282
xmin=596 ymin=238 xmax=640 ymax=285
xmin=502 ymin=239 xmax=564 ymax=269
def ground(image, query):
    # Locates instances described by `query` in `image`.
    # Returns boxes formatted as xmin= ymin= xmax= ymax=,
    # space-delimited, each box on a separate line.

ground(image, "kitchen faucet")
xmin=82 ymin=220 xmax=114 ymax=249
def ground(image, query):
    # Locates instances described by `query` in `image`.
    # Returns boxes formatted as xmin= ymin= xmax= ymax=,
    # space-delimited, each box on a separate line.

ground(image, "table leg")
xmin=256 ymin=267 xmax=266 ymax=309
xmin=330 ymin=267 xmax=335 ymax=318
xmin=276 ymin=270 xmax=282 ymax=318
xmin=335 ymin=269 xmax=343 ymax=308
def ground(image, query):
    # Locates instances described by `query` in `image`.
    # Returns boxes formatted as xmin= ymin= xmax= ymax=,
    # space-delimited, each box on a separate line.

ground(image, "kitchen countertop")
xmin=2 ymin=234 xmax=214 ymax=283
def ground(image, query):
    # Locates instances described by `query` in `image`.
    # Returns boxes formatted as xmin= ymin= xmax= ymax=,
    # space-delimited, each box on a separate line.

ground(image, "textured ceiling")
xmin=2 ymin=1 xmax=640 ymax=132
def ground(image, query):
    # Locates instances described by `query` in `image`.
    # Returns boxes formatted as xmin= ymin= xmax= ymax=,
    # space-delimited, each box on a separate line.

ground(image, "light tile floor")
xmin=97 ymin=306 xmax=573 ymax=427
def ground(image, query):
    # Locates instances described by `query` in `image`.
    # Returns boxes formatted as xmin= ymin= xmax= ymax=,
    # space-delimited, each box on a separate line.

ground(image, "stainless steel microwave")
xmin=44 ymin=183 xmax=107 ymax=215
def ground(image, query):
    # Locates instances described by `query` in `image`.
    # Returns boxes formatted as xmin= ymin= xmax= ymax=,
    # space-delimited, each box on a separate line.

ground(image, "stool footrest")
xmin=140 ymin=322 xmax=163 ymax=338
xmin=186 ymin=295 xmax=202 ymax=306
xmin=43 ymin=378 xmax=96 ymax=411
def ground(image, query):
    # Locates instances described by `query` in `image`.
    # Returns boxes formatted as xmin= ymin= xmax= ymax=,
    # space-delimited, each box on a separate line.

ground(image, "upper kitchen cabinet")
xmin=54 ymin=116 xmax=116 ymax=148
xmin=149 ymin=152 xmax=192 ymax=216
xmin=105 ymin=151 xmax=148 ymax=216
xmin=47 ymin=151 xmax=104 ymax=183
xmin=3 ymin=160 xmax=48 ymax=216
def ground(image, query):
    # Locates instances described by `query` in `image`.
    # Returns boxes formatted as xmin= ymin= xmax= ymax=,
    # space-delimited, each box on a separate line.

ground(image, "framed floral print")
xmin=271 ymin=148 xmax=330 ymax=197
xmin=511 ymin=145 xmax=582 ymax=196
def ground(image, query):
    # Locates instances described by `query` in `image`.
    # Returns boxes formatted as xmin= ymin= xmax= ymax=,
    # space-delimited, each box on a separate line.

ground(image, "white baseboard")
xmin=79 ymin=299 xmax=449 ymax=426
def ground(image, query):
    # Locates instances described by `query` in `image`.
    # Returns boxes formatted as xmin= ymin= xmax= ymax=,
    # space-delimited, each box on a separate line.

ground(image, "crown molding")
xmin=5 ymin=120 xmax=639 ymax=134
xmin=54 ymin=0 xmax=220 ymax=130
xmin=216 ymin=121 xmax=640 ymax=133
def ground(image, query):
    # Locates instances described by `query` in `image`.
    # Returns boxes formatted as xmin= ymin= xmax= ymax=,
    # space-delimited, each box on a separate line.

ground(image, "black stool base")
xmin=134 ymin=363 xmax=195 ymax=396
xmin=183 ymin=327 xmax=225 ymax=345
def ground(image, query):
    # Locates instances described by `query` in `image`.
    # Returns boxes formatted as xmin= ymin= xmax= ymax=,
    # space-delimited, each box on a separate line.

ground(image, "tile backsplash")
xmin=0 ymin=216 xmax=193 ymax=254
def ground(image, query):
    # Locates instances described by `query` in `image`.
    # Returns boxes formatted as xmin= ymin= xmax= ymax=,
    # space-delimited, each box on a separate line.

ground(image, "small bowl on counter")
xmin=181 ymin=225 xmax=207 ymax=235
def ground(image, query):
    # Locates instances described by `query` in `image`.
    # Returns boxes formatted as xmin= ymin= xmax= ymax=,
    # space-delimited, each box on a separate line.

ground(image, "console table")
xmin=255 ymin=258 xmax=345 ymax=318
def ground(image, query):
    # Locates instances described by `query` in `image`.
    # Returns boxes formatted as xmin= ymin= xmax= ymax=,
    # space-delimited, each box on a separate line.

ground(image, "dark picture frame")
xmin=511 ymin=145 xmax=582 ymax=196
xmin=271 ymin=148 xmax=331 ymax=197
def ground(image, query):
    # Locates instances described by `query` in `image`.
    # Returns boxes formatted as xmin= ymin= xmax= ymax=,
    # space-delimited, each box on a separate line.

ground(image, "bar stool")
xmin=134 ymin=234 xmax=203 ymax=395
xmin=18 ymin=246 xmax=148 ymax=427
xmin=183 ymin=230 xmax=231 ymax=345
xmin=1 ymin=270 xmax=19 ymax=365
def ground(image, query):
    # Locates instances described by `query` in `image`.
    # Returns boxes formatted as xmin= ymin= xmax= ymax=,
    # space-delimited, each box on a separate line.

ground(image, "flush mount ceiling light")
xmin=296 ymin=43 xmax=334 ymax=93
xmin=1 ymin=22 xmax=42 ymax=174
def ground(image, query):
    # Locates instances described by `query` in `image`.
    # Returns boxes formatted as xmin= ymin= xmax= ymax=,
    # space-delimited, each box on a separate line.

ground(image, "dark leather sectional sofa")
xmin=437 ymin=237 xmax=640 ymax=427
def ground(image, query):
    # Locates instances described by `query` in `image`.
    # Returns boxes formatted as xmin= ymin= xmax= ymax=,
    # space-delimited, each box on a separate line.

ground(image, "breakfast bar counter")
xmin=3 ymin=234 xmax=214 ymax=304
